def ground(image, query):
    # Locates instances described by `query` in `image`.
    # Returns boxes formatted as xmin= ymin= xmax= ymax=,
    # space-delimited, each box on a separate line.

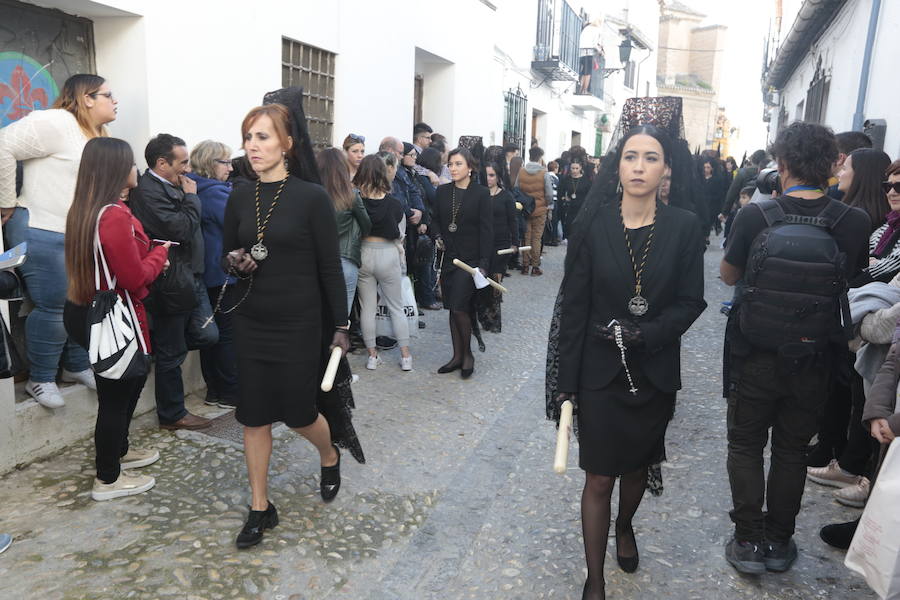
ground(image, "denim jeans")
xmin=726 ymin=351 xmax=828 ymax=543
xmin=151 ymin=276 xmax=218 ymax=424
xmin=199 ymin=286 xmax=237 ymax=402
xmin=6 ymin=208 xmax=89 ymax=381
xmin=340 ymin=257 xmax=359 ymax=321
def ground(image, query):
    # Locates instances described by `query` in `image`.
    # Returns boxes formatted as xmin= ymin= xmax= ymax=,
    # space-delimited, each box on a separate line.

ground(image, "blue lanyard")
xmin=784 ymin=185 xmax=825 ymax=195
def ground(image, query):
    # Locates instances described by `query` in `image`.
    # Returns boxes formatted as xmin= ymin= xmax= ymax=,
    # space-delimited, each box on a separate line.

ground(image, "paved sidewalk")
xmin=0 ymin=241 xmax=875 ymax=599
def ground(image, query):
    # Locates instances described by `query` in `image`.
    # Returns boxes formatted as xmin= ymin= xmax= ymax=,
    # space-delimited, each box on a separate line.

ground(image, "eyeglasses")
xmin=89 ymin=91 xmax=114 ymax=101
xmin=214 ymin=159 xmax=232 ymax=166
xmin=348 ymin=133 xmax=365 ymax=143
xmin=883 ymin=181 xmax=900 ymax=194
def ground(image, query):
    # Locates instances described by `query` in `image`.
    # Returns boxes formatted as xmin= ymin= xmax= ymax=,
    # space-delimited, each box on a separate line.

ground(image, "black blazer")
xmin=557 ymin=201 xmax=707 ymax=394
xmin=434 ymin=183 xmax=493 ymax=271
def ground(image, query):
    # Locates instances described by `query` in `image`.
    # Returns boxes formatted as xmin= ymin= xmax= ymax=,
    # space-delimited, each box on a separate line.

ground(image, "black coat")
xmin=557 ymin=201 xmax=707 ymax=394
xmin=433 ymin=183 xmax=493 ymax=272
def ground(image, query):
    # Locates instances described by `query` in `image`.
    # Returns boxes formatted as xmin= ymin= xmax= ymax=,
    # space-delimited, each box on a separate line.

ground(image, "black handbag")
xmin=414 ymin=233 xmax=434 ymax=268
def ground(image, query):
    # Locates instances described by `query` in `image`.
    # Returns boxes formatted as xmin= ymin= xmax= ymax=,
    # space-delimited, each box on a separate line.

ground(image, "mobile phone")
xmin=152 ymin=239 xmax=180 ymax=246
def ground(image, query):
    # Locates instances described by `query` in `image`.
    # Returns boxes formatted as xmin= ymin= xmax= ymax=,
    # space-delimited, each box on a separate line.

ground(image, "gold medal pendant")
xmin=448 ymin=223 xmax=458 ymax=233
xmin=628 ymin=295 xmax=649 ymax=316
xmin=250 ymin=242 xmax=268 ymax=261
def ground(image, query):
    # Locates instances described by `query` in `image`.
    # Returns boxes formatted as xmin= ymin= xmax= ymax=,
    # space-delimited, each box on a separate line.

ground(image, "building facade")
xmin=0 ymin=0 xmax=661 ymax=471
xmin=656 ymin=0 xmax=728 ymax=152
xmin=762 ymin=0 xmax=899 ymax=156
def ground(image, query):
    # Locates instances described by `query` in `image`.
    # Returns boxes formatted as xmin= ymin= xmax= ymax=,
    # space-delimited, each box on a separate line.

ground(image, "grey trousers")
xmin=358 ymin=240 xmax=411 ymax=348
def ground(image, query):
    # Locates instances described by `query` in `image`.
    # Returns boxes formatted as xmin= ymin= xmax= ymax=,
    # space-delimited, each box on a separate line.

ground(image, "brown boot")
xmin=531 ymin=267 xmax=543 ymax=276
xmin=160 ymin=412 xmax=212 ymax=430
xmin=520 ymin=265 xmax=531 ymax=275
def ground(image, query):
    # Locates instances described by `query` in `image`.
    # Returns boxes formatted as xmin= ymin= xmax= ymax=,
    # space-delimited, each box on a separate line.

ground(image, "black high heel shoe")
xmin=320 ymin=445 xmax=341 ymax=503
xmin=236 ymin=501 xmax=278 ymax=549
xmin=615 ymin=520 xmax=639 ymax=573
xmin=582 ymin=580 xmax=606 ymax=600
xmin=438 ymin=360 xmax=461 ymax=374
xmin=460 ymin=356 xmax=474 ymax=379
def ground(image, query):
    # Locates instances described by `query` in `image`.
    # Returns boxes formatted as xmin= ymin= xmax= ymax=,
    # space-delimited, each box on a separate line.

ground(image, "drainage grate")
xmin=199 ymin=411 xmax=245 ymax=444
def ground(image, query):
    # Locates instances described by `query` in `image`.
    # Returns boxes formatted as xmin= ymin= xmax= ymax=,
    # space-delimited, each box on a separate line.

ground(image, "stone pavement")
xmin=0 ymin=240 xmax=876 ymax=599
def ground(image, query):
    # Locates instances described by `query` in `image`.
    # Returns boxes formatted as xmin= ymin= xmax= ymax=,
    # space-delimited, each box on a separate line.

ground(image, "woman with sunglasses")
xmin=343 ymin=133 xmax=366 ymax=180
xmin=849 ymin=158 xmax=900 ymax=287
xmin=186 ymin=140 xmax=240 ymax=410
xmin=0 ymin=74 xmax=119 ymax=409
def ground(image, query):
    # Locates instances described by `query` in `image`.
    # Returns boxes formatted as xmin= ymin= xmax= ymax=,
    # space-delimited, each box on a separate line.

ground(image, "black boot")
xmin=236 ymin=501 xmax=278 ymax=549
xmin=820 ymin=519 xmax=859 ymax=550
xmin=320 ymin=445 xmax=341 ymax=503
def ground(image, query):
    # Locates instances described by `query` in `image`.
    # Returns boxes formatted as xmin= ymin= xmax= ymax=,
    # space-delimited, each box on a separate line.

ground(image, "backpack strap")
xmin=754 ymin=197 xmax=785 ymax=227
xmin=816 ymin=199 xmax=852 ymax=230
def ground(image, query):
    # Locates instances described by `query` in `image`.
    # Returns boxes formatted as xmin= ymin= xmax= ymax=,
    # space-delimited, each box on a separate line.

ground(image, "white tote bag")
xmin=846 ymin=438 xmax=900 ymax=599
xmin=375 ymin=276 xmax=419 ymax=339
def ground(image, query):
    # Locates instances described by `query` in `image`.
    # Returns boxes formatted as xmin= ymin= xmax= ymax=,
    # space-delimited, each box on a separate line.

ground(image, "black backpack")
xmin=738 ymin=197 xmax=852 ymax=352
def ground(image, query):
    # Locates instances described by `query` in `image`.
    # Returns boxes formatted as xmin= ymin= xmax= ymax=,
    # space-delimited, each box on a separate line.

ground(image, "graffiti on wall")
xmin=0 ymin=52 xmax=59 ymax=127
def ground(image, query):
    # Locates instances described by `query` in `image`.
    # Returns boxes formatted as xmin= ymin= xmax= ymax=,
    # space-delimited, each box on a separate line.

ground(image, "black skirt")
xmin=233 ymin=313 xmax=320 ymax=428
xmin=577 ymin=372 xmax=674 ymax=476
xmin=489 ymin=250 xmax=510 ymax=276
xmin=441 ymin=267 xmax=476 ymax=311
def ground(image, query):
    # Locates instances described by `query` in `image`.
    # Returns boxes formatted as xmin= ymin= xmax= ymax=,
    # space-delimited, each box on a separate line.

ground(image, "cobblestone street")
xmin=0 ymin=242 xmax=875 ymax=599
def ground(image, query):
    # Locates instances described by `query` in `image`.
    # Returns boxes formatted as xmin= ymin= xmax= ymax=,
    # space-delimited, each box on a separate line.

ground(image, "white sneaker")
xmin=91 ymin=470 xmax=155 ymax=501
xmin=120 ymin=448 xmax=160 ymax=470
xmin=400 ymin=356 xmax=413 ymax=371
xmin=0 ymin=533 xmax=11 ymax=554
xmin=366 ymin=356 xmax=381 ymax=370
xmin=350 ymin=374 xmax=360 ymax=384
xmin=25 ymin=381 xmax=65 ymax=408
xmin=61 ymin=368 xmax=97 ymax=390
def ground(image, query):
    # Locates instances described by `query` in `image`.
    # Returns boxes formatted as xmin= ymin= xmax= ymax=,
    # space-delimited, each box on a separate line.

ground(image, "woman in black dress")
xmin=222 ymin=103 xmax=350 ymax=549
xmin=550 ymin=125 xmax=706 ymax=599
xmin=475 ymin=162 xmax=518 ymax=333
xmin=559 ymin=160 xmax=592 ymax=240
xmin=433 ymin=148 xmax=492 ymax=378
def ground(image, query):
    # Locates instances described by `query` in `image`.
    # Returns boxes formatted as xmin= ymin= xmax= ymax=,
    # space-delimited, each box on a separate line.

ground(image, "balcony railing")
xmin=532 ymin=0 xmax=583 ymax=81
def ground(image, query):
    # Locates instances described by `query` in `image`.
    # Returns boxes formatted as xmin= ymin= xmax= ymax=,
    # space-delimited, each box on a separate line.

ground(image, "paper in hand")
xmin=471 ymin=268 xmax=491 ymax=290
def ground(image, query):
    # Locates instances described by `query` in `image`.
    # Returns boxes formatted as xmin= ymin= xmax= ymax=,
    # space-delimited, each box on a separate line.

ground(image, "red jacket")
xmin=98 ymin=201 xmax=168 ymax=351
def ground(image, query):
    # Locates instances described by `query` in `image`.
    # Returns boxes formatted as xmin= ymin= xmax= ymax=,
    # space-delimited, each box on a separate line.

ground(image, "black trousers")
xmin=727 ymin=351 xmax=828 ymax=543
xmin=95 ymin=374 xmax=147 ymax=483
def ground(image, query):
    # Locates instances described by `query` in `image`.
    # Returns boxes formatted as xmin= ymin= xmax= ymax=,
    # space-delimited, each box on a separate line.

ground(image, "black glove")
xmin=331 ymin=329 xmax=350 ymax=355
xmin=596 ymin=319 xmax=644 ymax=347
xmin=553 ymin=392 xmax=578 ymax=412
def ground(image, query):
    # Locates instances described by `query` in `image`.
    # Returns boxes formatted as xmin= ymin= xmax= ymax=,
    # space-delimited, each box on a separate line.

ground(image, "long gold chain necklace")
xmin=250 ymin=174 xmax=289 ymax=261
xmin=448 ymin=186 xmax=462 ymax=233
xmin=620 ymin=201 xmax=656 ymax=317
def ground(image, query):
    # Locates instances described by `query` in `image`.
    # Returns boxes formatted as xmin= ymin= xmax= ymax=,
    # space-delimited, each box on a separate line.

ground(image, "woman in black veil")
xmin=545 ymin=97 xmax=706 ymax=599
xmin=220 ymin=88 xmax=364 ymax=551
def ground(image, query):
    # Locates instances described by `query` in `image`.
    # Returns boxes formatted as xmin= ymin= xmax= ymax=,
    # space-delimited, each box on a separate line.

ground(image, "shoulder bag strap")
xmin=94 ymin=204 xmax=149 ymax=355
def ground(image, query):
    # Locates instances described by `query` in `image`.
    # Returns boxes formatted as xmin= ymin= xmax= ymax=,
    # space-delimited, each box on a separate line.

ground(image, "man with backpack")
xmin=720 ymin=149 xmax=769 ymax=223
xmin=720 ymin=122 xmax=870 ymax=575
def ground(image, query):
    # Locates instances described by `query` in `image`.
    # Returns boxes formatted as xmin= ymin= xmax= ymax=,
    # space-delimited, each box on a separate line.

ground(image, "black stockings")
xmin=446 ymin=310 xmax=474 ymax=369
xmin=581 ymin=467 xmax=647 ymax=600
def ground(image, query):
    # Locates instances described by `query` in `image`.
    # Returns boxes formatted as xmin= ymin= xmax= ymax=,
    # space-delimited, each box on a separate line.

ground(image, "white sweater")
xmin=0 ymin=108 xmax=88 ymax=233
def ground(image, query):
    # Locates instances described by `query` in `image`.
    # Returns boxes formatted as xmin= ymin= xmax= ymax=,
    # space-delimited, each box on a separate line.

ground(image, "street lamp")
xmin=602 ymin=31 xmax=634 ymax=78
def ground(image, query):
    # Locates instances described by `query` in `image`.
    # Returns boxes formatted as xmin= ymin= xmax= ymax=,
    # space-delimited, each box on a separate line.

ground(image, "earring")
xmin=616 ymin=180 xmax=623 ymax=194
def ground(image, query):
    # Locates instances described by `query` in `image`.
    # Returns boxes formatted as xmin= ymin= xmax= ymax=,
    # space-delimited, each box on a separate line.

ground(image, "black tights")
xmin=581 ymin=467 xmax=647 ymax=600
xmin=444 ymin=310 xmax=474 ymax=369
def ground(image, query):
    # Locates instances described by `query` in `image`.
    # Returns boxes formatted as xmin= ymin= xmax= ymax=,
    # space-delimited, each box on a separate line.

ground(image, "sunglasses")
xmin=884 ymin=181 xmax=900 ymax=194
xmin=348 ymin=133 xmax=365 ymax=143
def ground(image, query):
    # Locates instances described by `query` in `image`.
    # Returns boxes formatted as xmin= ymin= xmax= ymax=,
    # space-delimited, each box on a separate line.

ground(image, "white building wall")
xmin=27 ymin=0 xmax=660 ymax=163
xmin=768 ymin=0 xmax=900 ymax=157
